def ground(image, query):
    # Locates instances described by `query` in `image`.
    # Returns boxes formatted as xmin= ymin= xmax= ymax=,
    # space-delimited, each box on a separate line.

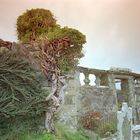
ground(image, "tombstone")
xmin=132 ymin=125 xmax=140 ymax=140
xmin=117 ymin=102 xmax=133 ymax=140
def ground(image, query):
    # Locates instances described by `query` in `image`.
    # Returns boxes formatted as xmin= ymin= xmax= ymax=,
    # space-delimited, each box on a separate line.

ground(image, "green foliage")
xmin=0 ymin=117 xmax=42 ymax=140
xmin=103 ymin=121 xmax=117 ymax=135
xmin=0 ymin=47 xmax=48 ymax=136
xmin=16 ymin=8 xmax=86 ymax=73
xmin=0 ymin=124 xmax=92 ymax=140
xmin=17 ymin=8 xmax=57 ymax=42
xmin=1 ymin=128 xmax=58 ymax=140
xmin=94 ymin=118 xmax=117 ymax=138
xmin=38 ymin=132 xmax=60 ymax=140
xmin=95 ymin=137 xmax=101 ymax=140
xmin=55 ymin=123 xmax=90 ymax=140
xmin=47 ymin=26 xmax=86 ymax=73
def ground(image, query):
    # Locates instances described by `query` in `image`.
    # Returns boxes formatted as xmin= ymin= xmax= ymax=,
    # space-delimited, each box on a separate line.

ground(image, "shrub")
xmin=80 ymin=111 xmax=102 ymax=130
xmin=94 ymin=114 xmax=117 ymax=138
xmin=0 ymin=46 xmax=48 ymax=136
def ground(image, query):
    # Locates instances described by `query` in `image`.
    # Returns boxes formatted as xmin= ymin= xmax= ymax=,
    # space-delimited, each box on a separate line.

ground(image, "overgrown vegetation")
xmin=55 ymin=123 xmax=91 ymax=140
xmin=46 ymin=26 xmax=86 ymax=73
xmin=94 ymin=115 xmax=117 ymax=138
xmin=80 ymin=111 xmax=102 ymax=130
xmin=80 ymin=111 xmax=117 ymax=138
xmin=0 ymin=47 xmax=48 ymax=137
xmin=17 ymin=8 xmax=57 ymax=43
xmin=0 ymin=7 xmax=87 ymax=138
xmin=16 ymin=8 xmax=86 ymax=132
xmin=0 ymin=123 xmax=91 ymax=140
xmin=16 ymin=8 xmax=86 ymax=73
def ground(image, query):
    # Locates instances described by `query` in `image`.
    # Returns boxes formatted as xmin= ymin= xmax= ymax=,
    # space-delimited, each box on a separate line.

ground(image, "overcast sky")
xmin=0 ymin=0 xmax=140 ymax=73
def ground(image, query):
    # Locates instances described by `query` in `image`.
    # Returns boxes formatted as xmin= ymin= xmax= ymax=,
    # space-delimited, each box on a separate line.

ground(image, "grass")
xmin=0 ymin=130 xmax=91 ymax=140
xmin=94 ymin=118 xmax=117 ymax=138
xmin=0 ymin=123 xmax=92 ymax=140
xmin=55 ymin=124 xmax=91 ymax=140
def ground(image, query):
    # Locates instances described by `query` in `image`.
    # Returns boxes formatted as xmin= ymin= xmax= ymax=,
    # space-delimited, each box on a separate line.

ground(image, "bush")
xmin=94 ymin=115 xmax=117 ymax=138
xmin=0 ymin=46 xmax=48 ymax=136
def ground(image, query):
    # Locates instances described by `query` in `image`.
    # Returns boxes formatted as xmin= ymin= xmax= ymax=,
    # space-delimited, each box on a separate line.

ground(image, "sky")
xmin=0 ymin=0 xmax=140 ymax=73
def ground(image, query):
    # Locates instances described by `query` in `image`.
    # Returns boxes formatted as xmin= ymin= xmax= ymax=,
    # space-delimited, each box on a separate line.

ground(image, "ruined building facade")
xmin=58 ymin=66 xmax=140 ymax=129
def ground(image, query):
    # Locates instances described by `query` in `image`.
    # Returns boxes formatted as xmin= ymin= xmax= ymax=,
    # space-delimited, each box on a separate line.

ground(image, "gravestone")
xmin=117 ymin=102 xmax=133 ymax=140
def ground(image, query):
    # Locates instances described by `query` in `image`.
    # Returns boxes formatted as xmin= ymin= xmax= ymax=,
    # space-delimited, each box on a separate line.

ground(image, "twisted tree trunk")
xmin=37 ymin=37 xmax=72 ymax=132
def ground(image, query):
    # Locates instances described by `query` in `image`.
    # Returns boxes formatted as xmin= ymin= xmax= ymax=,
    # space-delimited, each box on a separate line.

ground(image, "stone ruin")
xmin=58 ymin=66 xmax=140 ymax=132
xmin=1 ymin=39 xmax=140 ymax=138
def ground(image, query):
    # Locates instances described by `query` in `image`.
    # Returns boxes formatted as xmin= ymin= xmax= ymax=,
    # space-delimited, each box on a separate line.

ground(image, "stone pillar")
xmin=127 ymin=76 xmax=135 ymax=107
xmin=100 ymin=74 xmax=109 ymax=86
xmin=58 ymin=71 xmax=80 ymax=130
xmin=108 ymin=74 xmax=118 ymax=111
xmin=83 ymin=73 xmax=90 ymax=86
xmin=108 ymin=74 xmax=116 ymax=89
xmin=95 ymin=74 xmax=101 ymax=87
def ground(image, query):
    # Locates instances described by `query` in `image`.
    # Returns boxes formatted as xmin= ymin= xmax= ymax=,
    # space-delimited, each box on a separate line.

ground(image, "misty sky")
xmin=0 ymin=0 xmax=140 ymax=72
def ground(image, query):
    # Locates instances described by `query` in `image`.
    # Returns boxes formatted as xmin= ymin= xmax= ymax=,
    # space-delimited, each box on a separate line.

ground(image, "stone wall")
xmin=77 ymin=86 xmax=117 ymax=117
xmin=134 ymin=85 xmax=140 ymax=124
xmin=58 ymin=66 xmax=140 ymax=130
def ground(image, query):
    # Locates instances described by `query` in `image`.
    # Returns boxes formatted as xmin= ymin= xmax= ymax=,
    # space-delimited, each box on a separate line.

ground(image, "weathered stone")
xmin=58 ymin=66 xmax=140 ymax=134
xmin=58 ymin=71 xmax=80 ymax=129
xmin=117 ymin=103 xmax=133 ymax=140
xmin=77 ymin=86 xmax=117 ymax=117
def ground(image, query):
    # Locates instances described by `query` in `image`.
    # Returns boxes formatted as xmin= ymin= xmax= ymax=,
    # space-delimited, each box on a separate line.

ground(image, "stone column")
xmin=83 ymin=73 xmax=90 ymax=86
xmin=127 ymin=76 xmax=135 ymax=107
xmin=58 ymin=70 xmax=80 ymax=130
xmin=108 ymin=74 xmax=118 ymax=111
xmin=95 ymin=74 xmax=101 ymax=87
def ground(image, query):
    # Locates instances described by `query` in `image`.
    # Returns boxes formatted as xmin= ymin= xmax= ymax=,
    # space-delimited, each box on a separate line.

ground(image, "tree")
xmin=17 ymin=8 xmax=57 ymax=43
xmin=46 ymin=26 xmax=86 ymax=73
xmin=17 ymin=8 xmax=86 ymax=73
xmin=16 ymin=8 xmax=86 ymax=132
